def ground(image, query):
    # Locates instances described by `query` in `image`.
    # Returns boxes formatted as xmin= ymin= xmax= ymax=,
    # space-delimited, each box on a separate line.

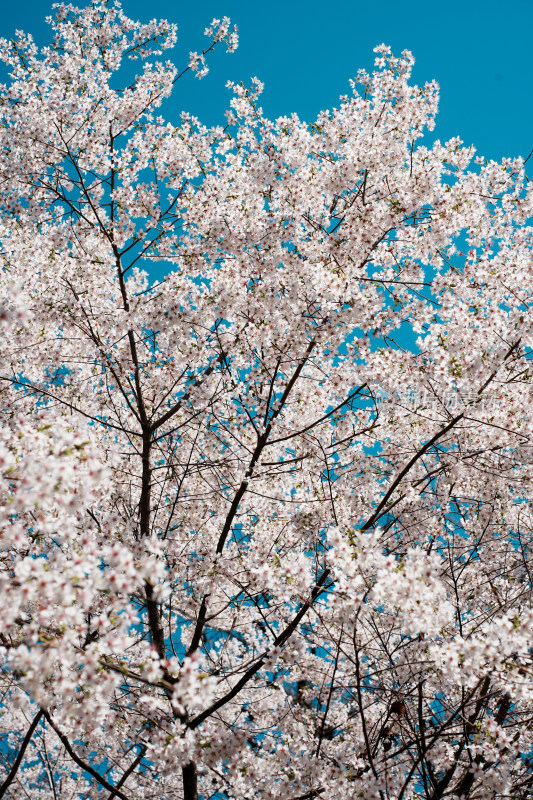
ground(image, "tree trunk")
xmin=182 ymin=762 xmax=199 ymax=800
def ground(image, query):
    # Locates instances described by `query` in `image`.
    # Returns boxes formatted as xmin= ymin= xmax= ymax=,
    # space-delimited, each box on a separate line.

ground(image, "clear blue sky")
xmin=1 ymin=0 xmax=531 ymax=162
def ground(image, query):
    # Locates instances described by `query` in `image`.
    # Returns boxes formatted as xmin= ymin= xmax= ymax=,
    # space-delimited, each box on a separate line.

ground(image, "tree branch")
xmin=0 ymin=709 xmax=43 ymax=799
xmin=43 ymin=712 xmax=132 ymax=800
xmin=187 ymin=568 xmax=331 ymax=730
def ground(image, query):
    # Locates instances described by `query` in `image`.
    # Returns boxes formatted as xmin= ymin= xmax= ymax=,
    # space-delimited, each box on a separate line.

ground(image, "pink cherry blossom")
xmin=1 ymin=3 xmax=533 ymax=800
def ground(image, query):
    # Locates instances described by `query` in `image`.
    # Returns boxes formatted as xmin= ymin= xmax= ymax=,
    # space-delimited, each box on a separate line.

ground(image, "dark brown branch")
xmin=452 ymin=692 xmax=511 ymax=799
xmin=362 ymin=338 xmax=521 ymax=532
xmin=151 ymin=349 xmax=228 ymax=434
xmin=315 ymin=626 xmax=342 ymax=757
xmin=105 ymin=745 xmax=146 ymax=800
xmin=425 ymin=676 xmax=491 ymax=800
xmin=269 ymin=383 xmax=367 ymax=445
xmin=0 ymin=709 xmax=43 ymax=799
xmin=187 ymin=568 xmax=331 ymax=730
xmin=182 ymin=762 xmax=199 ymax=800
xmin=43 ymin=711 xmax=132 ymax=800
xmin=0 ymin=375 xmax=140 ymax=438
xmin=185 ymin=597 xmax=208 ymax=658
xmin=361 ymin=412 xmax=464 ymax=531
xmin=216 ymin=340 xmax=316 ymax=555
xmin=144 ymin=581 xmax=166 ymax=662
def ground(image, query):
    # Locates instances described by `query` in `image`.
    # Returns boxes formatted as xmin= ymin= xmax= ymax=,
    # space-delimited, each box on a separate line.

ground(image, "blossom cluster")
xmin=0 ymin=3 xmax=532 ymax=800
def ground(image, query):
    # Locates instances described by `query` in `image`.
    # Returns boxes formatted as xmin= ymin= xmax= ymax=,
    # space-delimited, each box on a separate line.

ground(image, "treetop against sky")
xmin=1 ymin=0 xmax=532 ymax=162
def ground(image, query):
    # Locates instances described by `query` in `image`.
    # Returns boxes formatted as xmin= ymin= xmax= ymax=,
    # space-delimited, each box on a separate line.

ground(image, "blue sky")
xmin=2 ymin=0 xmax=531 ymax=162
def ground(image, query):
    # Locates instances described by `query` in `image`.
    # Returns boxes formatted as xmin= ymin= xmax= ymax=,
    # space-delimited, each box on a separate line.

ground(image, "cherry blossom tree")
xmin=1 ymin=3 xmax=533 ymax=799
